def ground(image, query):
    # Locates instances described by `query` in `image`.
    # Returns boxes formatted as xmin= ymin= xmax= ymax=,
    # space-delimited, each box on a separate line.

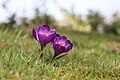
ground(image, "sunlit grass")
xmin=0 ymin=27 xmax=120 ymax=80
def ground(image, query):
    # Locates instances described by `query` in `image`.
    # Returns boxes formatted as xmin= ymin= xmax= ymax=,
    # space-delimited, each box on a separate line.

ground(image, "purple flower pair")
xmin=33 ymin=24 xmax=73 ymax=60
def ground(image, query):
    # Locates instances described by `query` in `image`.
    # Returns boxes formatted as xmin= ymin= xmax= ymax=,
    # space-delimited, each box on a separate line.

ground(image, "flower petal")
xmin=59 ymin=36 xmax=67 ymax=42
xmin=54 ymin=44 xmax=65 ymax=56
xmin=38 ymin=34 xmax=47 ymax=45
xmin=53 ymin=34 xmax=60 ymax=41
xmin=54 ymin=44 xmax=60 ymax=51
xmin=38 ymin=24 xmax=50 ymax=34
xmin=45 ymin=29 xmax=56 ymax=44
xmin=55 ymin=34 xmax=60 ymax=38
xmin=52 ymin=34 xmax=61 ymax=46
xmin=59 ymin=46 xmax=65 ymax=53
xmin=57 ymin=36 xmax=67 ymax=46
xmin=32 ymin=28 xmax=39 ymax=41
xmin=65 ymin=40 xmax=71 ymax=46
xmin=49 ymin=29 xmax=56 ymax=34
xmin=65 ymin=42 xmax=73 ymax=52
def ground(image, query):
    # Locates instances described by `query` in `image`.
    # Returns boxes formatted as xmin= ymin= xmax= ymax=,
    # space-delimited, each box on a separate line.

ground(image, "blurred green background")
xmin=0 ymin=0 xmax=120 ymax=35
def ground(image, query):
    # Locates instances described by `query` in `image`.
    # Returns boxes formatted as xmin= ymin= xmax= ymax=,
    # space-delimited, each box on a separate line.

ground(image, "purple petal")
xmin=54 ymin=44 xmax=59 ymax=51
xmin=59 ymin=36 xmax=67 ymax=42
xmin=68 ymin=43 xmax=73 ymax=50
xmin=65 ymin=42 xmax=73 ymax=52
xmin=54 ymin=34 xmax=60 ymax=41
xmin=45 ymin=34 xmax=54 ymax=44
xmin=52 ymin=42 xmax=55 ymax=48
xmin=54 ymin=44 xmax=65 ymax=56
xmin=54 ymin=34 xmax=60 ymax=38
xmin=38 ymin=34 xmax=47 ymax=45
xmin=57 ymin=36 xmax=67 ymax=46
xmin=59 ymin=46 xmax=65 ymax=53
xmin=45 ymin=29 xmax=56 ymax=44
xmin=52 ymin=34 xmax=61 ymax=44
xmin=49 ymin=29 xmax=56 ymax=35
xmin=32 ymin=28 xmax=39 ymax=41
xmin=65 ymin=40 xmax=71 ymax=46
xmin=38 ymin=24 xmax=50 ymax=34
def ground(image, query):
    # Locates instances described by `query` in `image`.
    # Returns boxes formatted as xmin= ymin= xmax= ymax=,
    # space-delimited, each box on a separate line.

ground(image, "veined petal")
xmin=59 ymin=46 xmax=65 ymax=53
xmin=54 ymin=34 xmax=60 ymax=40
xmin=54 ymin=44 xmax=65 ymax=55
xmin=65 ymin=43 xmax=73 ymax=52
xmin=32 ymin=28 xmax=39 ymax=41
xmin=53 ymin=34 xmax=61 ymax=44
xmin=38 ymin=24 xmax=50 ymax=34
xmin=59 ymin=36 xmax=67 ymax=42
xmin=45 ymin=29 xmax=56 ymax=44
xmin=38 ymin=34 xmax=47 ymax=45
xmin=54 ymin=44 xmax=60 ymax=51
xmin=65 ymin=40 xmax=71 ymax=46
xmin=55 ymin=34 xmax=60 ymax=38
xmin=49 ymin=29 xmax=56 ymax=34
xmin=57 ymin=36 xmax=67 ymax=46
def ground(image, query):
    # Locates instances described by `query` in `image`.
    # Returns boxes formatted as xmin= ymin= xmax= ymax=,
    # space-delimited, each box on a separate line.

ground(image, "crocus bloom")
xmin=33 ymin=24 xmax=56 ymax=50
xmin=52 ymin=34 xmax=73 ymax=59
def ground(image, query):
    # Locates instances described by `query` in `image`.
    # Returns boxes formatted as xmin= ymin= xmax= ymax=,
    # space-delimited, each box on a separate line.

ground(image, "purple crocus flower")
xmin=52 ymin=34 xmax=73 ymax=59
xmin=33 ymin=24 xmax=56 ymax=58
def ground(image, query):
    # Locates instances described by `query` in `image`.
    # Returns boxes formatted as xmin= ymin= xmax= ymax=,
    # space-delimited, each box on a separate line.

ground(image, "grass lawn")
xmin=0 ymin=27 xmax=120 ymax=80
